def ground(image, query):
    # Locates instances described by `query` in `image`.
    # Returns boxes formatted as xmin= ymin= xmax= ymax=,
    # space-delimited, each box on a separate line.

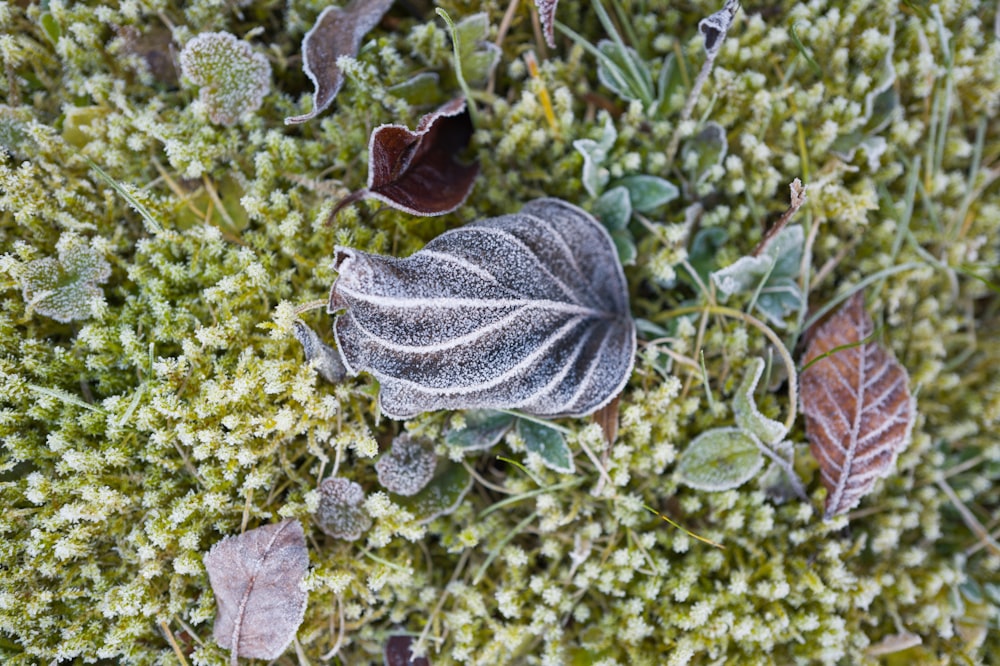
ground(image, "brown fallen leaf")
xmin=331 ymin=97 xmax=479 ymax=217
xmin=203 ymin=519 xmax=309 ymax=665
xmin=534 ymin=0 xmax=559 ymax=49
xmin=800 ymin=292 xmax=915 ymax=520
xmin=285 ymin=0 xmax=394 ymax=125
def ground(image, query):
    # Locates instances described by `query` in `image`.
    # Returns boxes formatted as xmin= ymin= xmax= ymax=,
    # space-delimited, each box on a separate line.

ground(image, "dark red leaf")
xmin=285 ymin=0 xmax=394 ymax=125
xmin=384 ymin=635 xmax=430 ymax=666
xmin=334 ymin=97 xmax=479 ymax=217
xmin=800 ymin=292 xmax=916 ymax=519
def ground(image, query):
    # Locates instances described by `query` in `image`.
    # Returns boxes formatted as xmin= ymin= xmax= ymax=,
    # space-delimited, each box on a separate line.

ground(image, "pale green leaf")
xmin=733 ymin=358 xmax=787 ymax=444
xmin=677 ymin=427 xmax=763 ymax=491
xmin=518 ymin=419 xmax=574 ymax=473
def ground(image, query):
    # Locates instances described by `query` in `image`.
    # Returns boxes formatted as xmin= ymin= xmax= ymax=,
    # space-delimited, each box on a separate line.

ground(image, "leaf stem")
xmin=437 ymin=9 xmax=480 ymax=127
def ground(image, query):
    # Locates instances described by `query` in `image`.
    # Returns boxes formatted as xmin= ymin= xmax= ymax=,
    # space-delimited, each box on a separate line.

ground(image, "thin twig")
xmin=751 ymin=178 xmax=807 ymax=257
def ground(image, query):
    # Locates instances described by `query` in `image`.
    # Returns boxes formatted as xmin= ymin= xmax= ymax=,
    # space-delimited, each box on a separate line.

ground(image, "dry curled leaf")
xmin=328 ymin=198 xmax=636 ymax=419
xmin=285 ymin=0 xmax=394 ymax=125
xmin=333 ymin=97 xmax=478 ymax=217
xmin=534 ymin=0 xmax=559 ymax=49
xmin=203 ymin=519 xmax=309 ymax=665
xmin=800 ymin=292 xmax=915 ymax=519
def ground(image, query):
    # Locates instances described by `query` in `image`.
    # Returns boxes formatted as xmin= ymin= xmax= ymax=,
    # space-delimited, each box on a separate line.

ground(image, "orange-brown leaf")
xmin=800 ymin=292 xmax=915 ymax=520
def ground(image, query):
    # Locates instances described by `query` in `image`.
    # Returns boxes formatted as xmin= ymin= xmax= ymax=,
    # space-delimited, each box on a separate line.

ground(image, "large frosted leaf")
xmin=800 ymin=292 xmax=916 ymax=519
xmin=203 ymin=519 xmax=309 ymax=664
xmin=329 ymin=198 xmax=636 ymax=419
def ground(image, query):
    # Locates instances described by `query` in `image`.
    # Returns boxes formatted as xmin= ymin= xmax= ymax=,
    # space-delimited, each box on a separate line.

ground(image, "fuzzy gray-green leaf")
xmin=677 ymin=427 xmax=764 ymax=491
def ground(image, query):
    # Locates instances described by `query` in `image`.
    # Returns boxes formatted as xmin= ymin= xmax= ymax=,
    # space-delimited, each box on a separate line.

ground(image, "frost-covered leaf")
xmin=334 ymin=98 xmax=478 ymax=217
xmin=316 ymin=477 xmax=371 ymax=540
xmin=654 ymin=53 xmax=684 ymax=114
xmin=203 ymin=519 xmax=309 ymax=664
xmin=179 ymin=31 xmax=271 ymax=126
xmin=573 ymin=115 xmax=616 ymax=197
xmin=684 ymin=226 xmax=727 ymax=288
xmin=375 ymin=433 xmax=437 ymax=496
xmin=518 ymin=419 xmax=573 ymax=473
xmin=20 ymin=235 xmax=111 ymax=323
xmin=385 ymin=634 xmax=431 ymax=666
xmin=395 ymin=461 xmax=472 ymax=523
xmin=593 ymin=186 xmax=636 ymax=266
xmin=681 ymin=122 xmax=728 ymax=184
xmin=596 ymin=40 xmax=654 ymax=104
xmin=677 ymin=427 xmax=764 ymax=491
xmin=611 ymin=175 xmax=678 ymax=213
xmin=285 ymin=0 xmax=394 ymax=124
xmin=593 ymin=186 xmax=631 ymax=232
xmin=800 ymin=292 xmax=915 ymax=519
xmin=329 ymin=198 xmax=636 ymax=419
xmin=710 ymin=224 xmax=804 ymax=327
xmin=292 ymin=319 xmax=346 ymax=383
xmin=388 ymin=72 xmax=443 ymax=106
xmin=445 ymin=410 xmax=516 ymax=450
xmin=454 ymin=13 xmax=501 ymax=86
xmin=534 ymin=0 xmax=559 ymax=49
xmin=733 ymin=358 xmax=787 ymax=444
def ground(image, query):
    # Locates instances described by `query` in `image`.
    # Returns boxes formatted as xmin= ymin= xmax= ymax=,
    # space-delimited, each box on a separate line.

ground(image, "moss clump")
xmin=1 ymin=0 xmax=998 ymax=664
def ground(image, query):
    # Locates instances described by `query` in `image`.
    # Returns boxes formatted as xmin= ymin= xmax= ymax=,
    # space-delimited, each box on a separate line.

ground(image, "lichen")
xmin=0 ymin=0 xmax=998 ymax=664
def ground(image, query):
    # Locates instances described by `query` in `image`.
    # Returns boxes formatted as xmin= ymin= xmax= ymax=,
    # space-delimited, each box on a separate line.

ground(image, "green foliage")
xmin=18 ymin=234 xmax=111 ymax=323
xmin=179 ymin=31 xmax=272 ymax=126
xmin=0 ymin=0 xmax=998 ymax=664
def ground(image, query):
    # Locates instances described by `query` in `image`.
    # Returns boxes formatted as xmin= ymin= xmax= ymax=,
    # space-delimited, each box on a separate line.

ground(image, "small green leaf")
xmin=596 ymin=40 xmax=654 ymax=104
xmin=454 ymin=13 xmax=501 ymax=86
xmin=612 ymin=175 xmax=679 ymax=213
xmin=573 ymin=115 xmax=616 ymax=197
xmin=446 ymin=410 xmax=516 ymax=450
xmin=611 ymin=231 xmax=637 ymax=266
xmin=677 ymin=427 xmax=763 ymax=491
xmin=395 ymin=461 xmax=472 ymax=523
xmin=681 ymin=122 xmax=728 ymax=184
xmin=655 ymin=53 xmax=684 ymax=113
xmin=518 ymin=419 xmax=574 ymax=473
xmin=710 ymin=224 xmax=804 ymax=327
xmin=20 ymin=235 xmax=111 ymax=323
xmin=733 ymin=358 xmax=787 ymax=444
xmin=593 ymin=186 xmax=632 ymax=232
xmin=685 ymin=226 xmax=728 ymax=288
xmin=388 ymin=72 xmax=444 ymax=106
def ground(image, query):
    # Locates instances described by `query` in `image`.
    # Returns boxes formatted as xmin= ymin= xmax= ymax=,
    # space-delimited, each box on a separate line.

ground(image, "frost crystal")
xmin=315 ymin=477 xmax=371 ymax=540
xmin=20 ymin=235 xmax=111 ymax=323
xmin=375 ymin=433 xmax=437 ymax=496
xmin=179 ymin=31 xmax=271 ymax=126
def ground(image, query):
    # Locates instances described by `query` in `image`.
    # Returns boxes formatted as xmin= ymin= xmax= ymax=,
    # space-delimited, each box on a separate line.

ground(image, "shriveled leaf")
xmin=285 ymin=0 xmax=394 ymax=125
xmin=800 ymin=292 xmax=916 ymax=519
xmin=395 ymin=461 xmax=472 ymax=523
xmin=677 ymin=427 xmax=764 ymax=491
xmin=329 ymin=198 xmax=636 ymax=419
xmin=611 ymin=175 xmax=678 ymax=213
xmin=335 ymin=98 xmax=478 ymax=217
xmin=385 ymin=634 xmax=431 ymax=666
xmin=535 ymin=0 xmax=559 ymax=49
xmin=518 ymin=419 xmax=574 ymax=473
xmin=699 ymin=0 xmax=739 ymax=57
xmin=292 ymin=319 xmax=347 ymax=383
xmin=204 ymin=519 xmax=309 ymax=664
xmin=445 ymin=410 xmax=516 ymax=450
xmin=733 ymin=357 xmax=787 ymax=444
xmin=375 ymin=433 xmax=437 ymax=496
xmin=316 ymin=477 xmax=371 ymax=540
